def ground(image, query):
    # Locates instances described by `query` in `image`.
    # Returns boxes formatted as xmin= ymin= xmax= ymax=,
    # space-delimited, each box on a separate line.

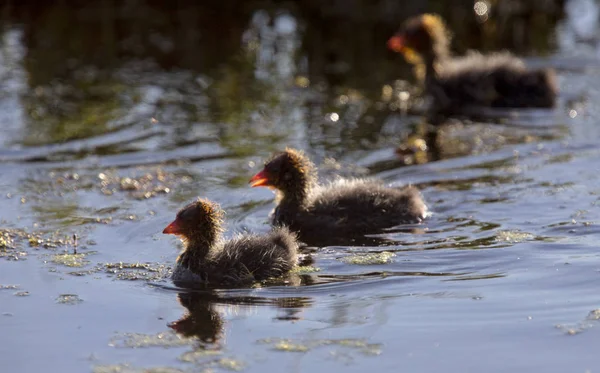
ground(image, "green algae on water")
xmin=272 ymin=340 xmax=310 ymax=352
xmin=1 ymin=228 xmax=79 ymax=261
xmin=259 ymin=337 xmax=382 ymax=356
xmin=290 ymin=265 xmax=321 ymax=274
xmin=495 ymin=230 xmax=534 ymax=243
xmin=51 ymin=252 xmax=93 ymax=267
xmin=339 ymin=251 xmax=395 ymax=265
xmin=28 ymin=236 xmax=43 ymax=247
xmin=94 ymin=357 xmax=244 ymax=373
xmin=45 ymin=167 xmax=188 ymax=201
xmin=110 ymin=331 xmax=194 ymax=348
xmin=217 ymin=358 xmax=245 ymax=371
xmin=93 ymin=364 xmax=188 ymax=373
xmin=35 ymin=260 xmax=170 ymax=280
xmin=179 ymin=349 xmax=244 ymax=371
xmin=335 ymin=339 xmax=383 ymax=355
xmin=0 ymin=230 xmax=23 ymax=260
xmin=67 ymin=270 xmax=97 ymax=276
xmin=178 ymin=349 xmax=222 ymax=363
xmin=104 ymin=262 xmax=170 ymax=281
xmin=105 ymin=262 xmax=162 ymax=270
xmin=0 ymin=234 xmax=12 ymax=249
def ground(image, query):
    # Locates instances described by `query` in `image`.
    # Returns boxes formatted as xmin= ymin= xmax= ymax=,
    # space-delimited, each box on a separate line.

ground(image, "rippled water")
xmin=1 ymin=1 xmax=600 ymax=372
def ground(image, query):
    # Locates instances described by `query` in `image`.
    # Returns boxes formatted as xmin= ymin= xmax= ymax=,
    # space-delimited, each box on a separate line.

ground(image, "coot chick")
xmin=163 ymin=198 xmax=298 ymax=286
xmin=250 ymin=148 xmax=427 ymax=242
xmin=387 ymin=14 xmax=557 ymax=112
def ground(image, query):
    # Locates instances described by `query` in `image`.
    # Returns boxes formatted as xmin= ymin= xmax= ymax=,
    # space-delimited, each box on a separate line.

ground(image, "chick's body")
xmin=173 ymin=227 xmax=298 ymax=285
xmin=164 ymin=199 xmax=298 ymax=287
xmin=273 ymin=178 xmax=426 ymax=236
xmin=433 ymin=51 xmax=556 ymax=109
xmin=250 ymin=148 xmax=427 ymax=242
xmin=388 ymin=14 xmax=557 ymax=111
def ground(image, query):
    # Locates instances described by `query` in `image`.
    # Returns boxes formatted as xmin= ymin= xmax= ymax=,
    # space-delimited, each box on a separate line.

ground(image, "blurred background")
xmin=0 ymin=0 xmax=567 ymax=155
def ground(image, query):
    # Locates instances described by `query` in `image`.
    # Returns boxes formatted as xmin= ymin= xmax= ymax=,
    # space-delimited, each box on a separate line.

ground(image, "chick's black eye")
xmin=269 ymin=164 xmax=281 ymax=174
xmin=405 ymin=27 xmax=417 ymax=37
xmin=179 ymin=207 xmax=194 ymax=220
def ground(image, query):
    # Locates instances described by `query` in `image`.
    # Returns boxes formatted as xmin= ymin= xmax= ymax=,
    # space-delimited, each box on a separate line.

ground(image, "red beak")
xmin=387 ymin=35 xmax=405 ymax=52
xmin=249 ymin=169 xmax=270 ymax=188
xmin=163 ymin=219 xmax=182 ymax=235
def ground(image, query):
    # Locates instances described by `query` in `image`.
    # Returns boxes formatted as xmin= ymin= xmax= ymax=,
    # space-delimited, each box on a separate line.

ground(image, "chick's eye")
xmin=405 ymin=27 xmax=417 ymax=38
xmin=283 ymin=172 xmax=292 ymax=181
xmin=179 ymin=208 xmax=194 ymax=220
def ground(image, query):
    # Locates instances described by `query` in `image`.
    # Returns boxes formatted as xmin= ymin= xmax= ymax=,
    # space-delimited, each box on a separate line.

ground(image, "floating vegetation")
xmin=556 ymin=324 xmax=584 ymax=336
xmin=1 ymin=228 xmax=77 ymax=261
xmin=272 ymin=340 xmax=310 ymax=352
xmin=108 ymin=332 xmax=244 ymax=371
xmin=105 ymin=262 xmax=163 ymax=270
xmin=44 ymin=168 xmax=192 ymax=201
xmin=495 ymin=230 xmax=534 ymax=243
xmin=51 ymin=251 xmax=94 ymax=267
xmin=0 ymin=233 xmax=13 ymax=249
xmin=67 ymin=270 xmax=97 ymax=276
xmin=335 ymin=339 xmax=382 ymax=354
xmin=5 ymin=255 xmax=170 ymax=280
xmin=290 ymin=265 xmax=321 ymax=274
xmin=0 ymin=285 xmax=19 ymax=290
xmin=93 ymin=364 xmax=187 ymax=373
xmin=395 ymin=135 xmax=429 ymax=165
xmin=587 ymin=309 xmax=600 ymax=320
xmin=27 ymin=232 xmax=74 ymax=249
xmin=104 ymin=262 xmax=170 ymax=281
xmin=216 ymin=358 xmax=245 ymax=371
xmin=339 ymin=251 xmax=395 ymax=265
xmin=556 ymin=309 xmax=600 ymax=335
xmin=178 ymin=349 xmax=222 ymax=363
xmin=0 ymin=229 xmax=26 ymax=260
xmin=259 ymin=337 xmax=382 ymax=356
xmin=28 ymin=236 xmax=43 ymax=247
xmin=109 ymin=331 xmax=194 ymax=348
xmin=56 ymin=294 xmax=83 ymax=305
xmin=94 ymin=358 xmax=244 ymax=373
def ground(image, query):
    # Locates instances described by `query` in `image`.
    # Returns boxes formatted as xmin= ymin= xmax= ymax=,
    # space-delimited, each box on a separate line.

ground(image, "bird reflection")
xmin=168 ymin=289 xmax=313 ymax=344
xmin=168 ymin=292 xmax=224 ymax=344
xmin=273 ymin=296 xmax=312 ymax=322
xmin=298 ymin=232 xmax=411 ymax=247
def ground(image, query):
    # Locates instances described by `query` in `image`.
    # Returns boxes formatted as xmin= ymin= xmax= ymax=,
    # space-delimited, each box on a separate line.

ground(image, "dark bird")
xmin=163 ymin=198 xmax=298 ymax=286
xmin=250 ymin=148 xmax=427 ymax=244
xmin=387 ymin=14 xmax=557 ymax=112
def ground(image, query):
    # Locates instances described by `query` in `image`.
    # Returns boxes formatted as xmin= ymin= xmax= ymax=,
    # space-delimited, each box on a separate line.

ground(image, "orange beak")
xmin=387 ymin=35 xmax=405 ymax=53
xmin=249 ymin=169 xmax=270 ymax=188
xmin=163 ymin=219 xmax=182 ymax=235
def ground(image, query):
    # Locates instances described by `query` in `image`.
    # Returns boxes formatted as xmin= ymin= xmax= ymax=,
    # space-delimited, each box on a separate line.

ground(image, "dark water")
xmin=1 ymin=1 xmax=600 ymax=372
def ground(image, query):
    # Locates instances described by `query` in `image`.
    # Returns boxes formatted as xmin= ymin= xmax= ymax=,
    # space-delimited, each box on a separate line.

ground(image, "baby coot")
xmin=163 ymin=198 xmax=298 ymax=286
xmin=250 ymin=148 xmax=427 ymax=241
xmin=387 ymin=13 xmax=557 ymax=112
